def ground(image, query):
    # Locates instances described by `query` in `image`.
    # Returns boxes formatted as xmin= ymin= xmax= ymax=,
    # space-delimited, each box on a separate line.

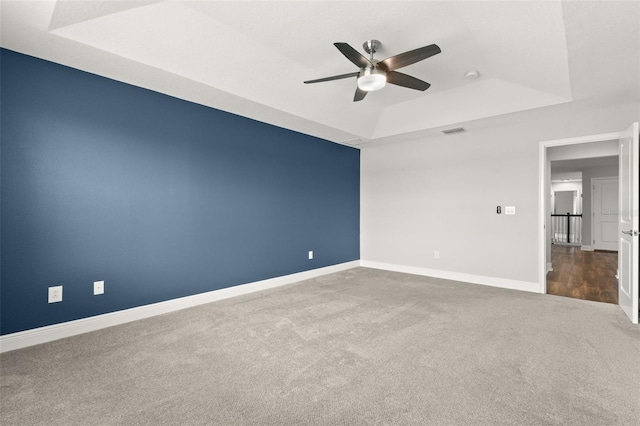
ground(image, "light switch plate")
xmin=505 ymin=206 xmax=516 ymax=215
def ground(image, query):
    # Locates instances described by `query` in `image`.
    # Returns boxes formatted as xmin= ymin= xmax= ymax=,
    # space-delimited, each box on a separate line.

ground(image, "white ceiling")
xmin=1 ymin=1 xmax=639 ymax=147
xmin=551 ymin=155 xmax=618 ymax=181
xmin=552 ymin=155 xmax=618 ymax=172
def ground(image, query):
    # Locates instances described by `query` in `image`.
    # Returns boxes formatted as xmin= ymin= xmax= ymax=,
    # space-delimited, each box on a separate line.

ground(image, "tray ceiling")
xmin=1 ymin=1 xmax=638 ymax=146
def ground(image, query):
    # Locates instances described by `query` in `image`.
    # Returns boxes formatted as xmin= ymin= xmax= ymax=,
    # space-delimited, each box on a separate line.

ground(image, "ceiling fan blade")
xmin=304 ymin=72 xmax=359 ymax=84
xmin=378 ymin=44 xmax=441 ymax=72
xmin=354 ymin=87 xmax=368 ymax=102
xmin=386 ymin=71 xmax=431 ymax=91
xmin=334 ymin=42 xmax=373 ymax=69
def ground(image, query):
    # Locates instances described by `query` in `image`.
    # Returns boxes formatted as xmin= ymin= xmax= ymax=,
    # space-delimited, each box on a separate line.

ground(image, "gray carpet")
xmin=1 ymin=267 xmax=639 ymax=425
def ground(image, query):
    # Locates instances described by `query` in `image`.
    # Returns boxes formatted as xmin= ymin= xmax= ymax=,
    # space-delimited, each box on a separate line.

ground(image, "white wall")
xmin=361 ymin=101 xmax=638 ymax=287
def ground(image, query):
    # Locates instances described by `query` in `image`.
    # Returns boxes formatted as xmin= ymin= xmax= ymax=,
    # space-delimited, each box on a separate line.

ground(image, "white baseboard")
xmin=547 ymin=262 xmax=553 ymax=273
xmin=360 ymin=261 xmax=540 ymax=294
xmin=0 ymin=261 xmax=360 ymax=353
xmin=581 ymin=245 xmax=594 ymax=251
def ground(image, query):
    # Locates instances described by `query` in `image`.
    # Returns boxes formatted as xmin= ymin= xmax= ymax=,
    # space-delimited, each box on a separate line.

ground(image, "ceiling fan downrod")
xmin=362 ymin=39 xmax=381 ymax=61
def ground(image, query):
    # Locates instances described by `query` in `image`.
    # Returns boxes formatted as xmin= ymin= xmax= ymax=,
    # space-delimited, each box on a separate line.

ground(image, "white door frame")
xmin=538 ymin=131 xmax=623 ymax=294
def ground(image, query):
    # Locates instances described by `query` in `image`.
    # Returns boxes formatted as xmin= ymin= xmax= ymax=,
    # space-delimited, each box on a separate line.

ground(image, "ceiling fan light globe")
xmin=358 ymin=68 xmax=386 ymax=91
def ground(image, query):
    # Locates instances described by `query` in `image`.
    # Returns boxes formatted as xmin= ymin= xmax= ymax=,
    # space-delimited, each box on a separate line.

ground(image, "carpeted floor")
xmin=1 ymin=267 xmax=639 ymax=425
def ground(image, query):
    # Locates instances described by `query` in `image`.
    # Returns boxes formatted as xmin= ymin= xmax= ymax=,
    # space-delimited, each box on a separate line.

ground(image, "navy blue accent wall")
xmin=0 ymin=49 xmax=360 ymax=335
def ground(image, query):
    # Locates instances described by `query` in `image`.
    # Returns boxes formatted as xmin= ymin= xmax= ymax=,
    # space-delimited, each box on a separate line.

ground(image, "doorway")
xmin=538 ymin=125 xmax=639 ymax=324
xmin=546 ymin=153 xmax=618 ymax=303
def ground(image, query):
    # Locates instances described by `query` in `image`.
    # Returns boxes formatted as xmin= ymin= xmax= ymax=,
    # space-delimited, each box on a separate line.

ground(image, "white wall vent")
xmin=441 ymin=127 xmax=466 ymax=135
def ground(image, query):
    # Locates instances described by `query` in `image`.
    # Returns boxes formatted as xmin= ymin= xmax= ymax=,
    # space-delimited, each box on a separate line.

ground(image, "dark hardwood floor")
xmin=546 ymin=245 xmax=618 ymax=304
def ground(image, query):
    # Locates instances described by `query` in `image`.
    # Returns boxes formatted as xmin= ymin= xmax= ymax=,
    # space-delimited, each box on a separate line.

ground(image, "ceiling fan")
xmin=304 ymin=40 xmax=441 ymax=102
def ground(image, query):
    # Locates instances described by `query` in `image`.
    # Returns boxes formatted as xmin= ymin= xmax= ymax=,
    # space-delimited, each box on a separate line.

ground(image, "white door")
xmin=618 ymin=122 xmax=639 ymax=324
xmin=592 ymin=178 xmax=619 ymax=251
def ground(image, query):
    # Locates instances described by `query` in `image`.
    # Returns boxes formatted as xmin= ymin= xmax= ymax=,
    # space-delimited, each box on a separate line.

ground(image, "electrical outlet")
xmin=48 ymin=286 xmax=63 ymax=303
xmin=505 ymin=206 xmax=516 ymax=215
xmin=308 ymin=250 xmax=314 ymax=260
xmin=94 ymin=280 xmax=104 ymax=295
xmin=434 ymin=250 xmax=440 ymax=259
